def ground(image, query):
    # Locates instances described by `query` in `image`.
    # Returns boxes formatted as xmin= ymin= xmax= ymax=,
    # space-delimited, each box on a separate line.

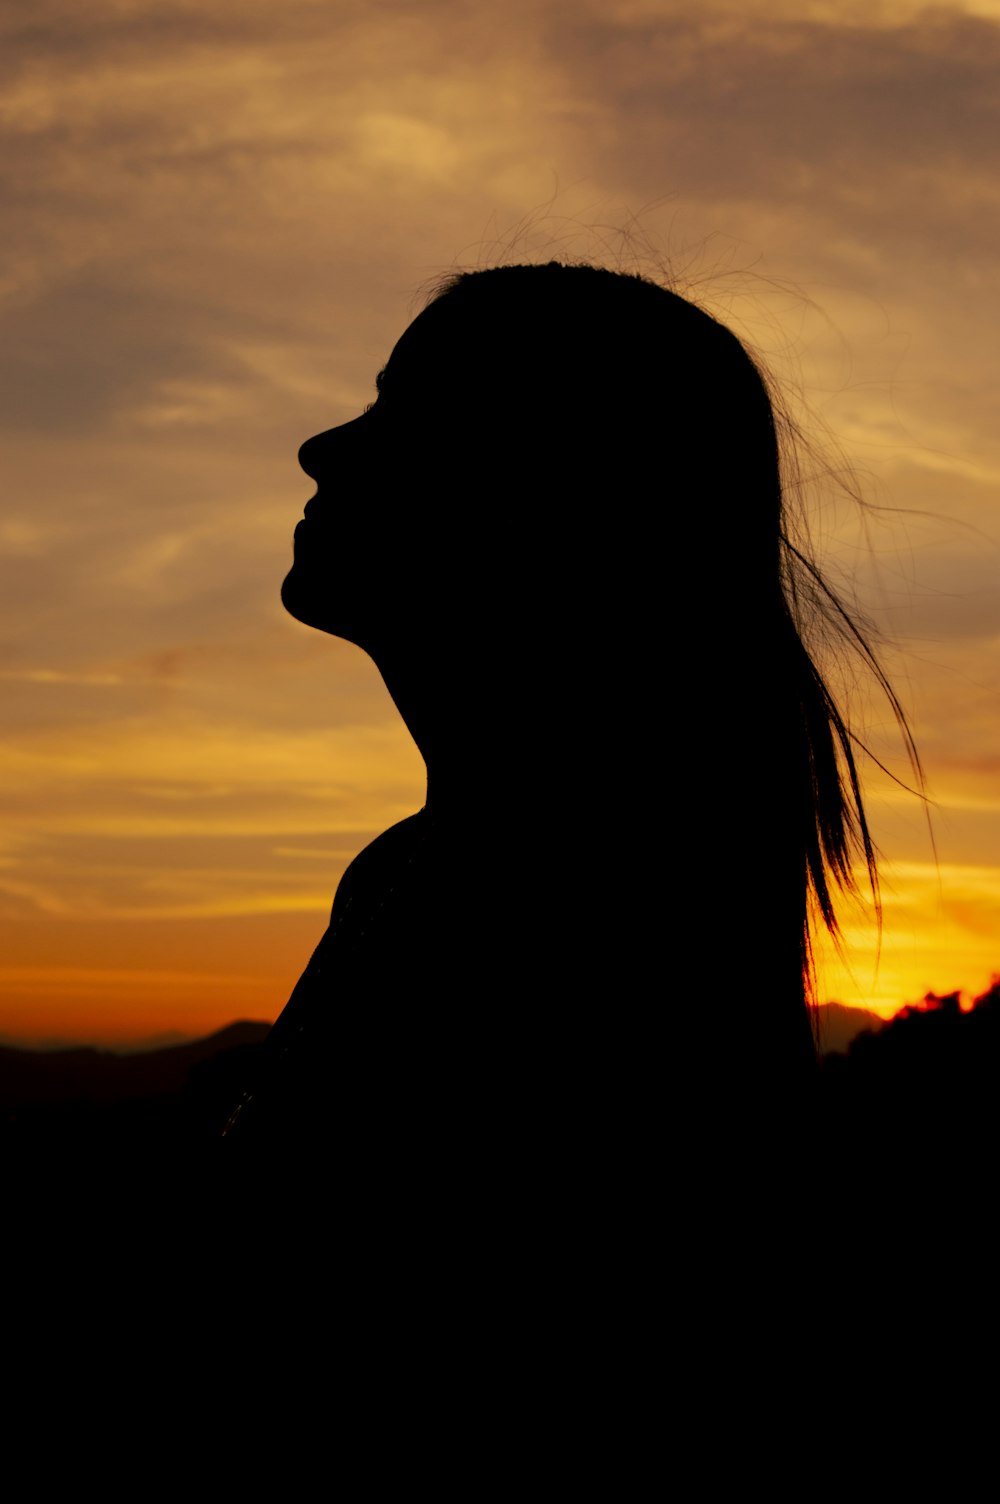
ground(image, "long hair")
xmin=412 ymin=261 xmax=915 ymax=1063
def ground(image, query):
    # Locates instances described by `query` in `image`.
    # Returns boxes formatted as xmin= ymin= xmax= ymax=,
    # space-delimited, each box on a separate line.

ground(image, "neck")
xmin=374 ymin=638 xmax=569 ymax=821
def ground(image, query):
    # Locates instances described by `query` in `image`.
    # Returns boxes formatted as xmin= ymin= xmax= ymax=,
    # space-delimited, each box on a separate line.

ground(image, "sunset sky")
xmin=3 ymin=0 xmax=1000 ymax=1046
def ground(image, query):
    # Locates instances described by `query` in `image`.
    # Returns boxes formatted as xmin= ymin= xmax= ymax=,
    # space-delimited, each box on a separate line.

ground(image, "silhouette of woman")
xmin=225 ymin=262 xmax=905 ymax=1197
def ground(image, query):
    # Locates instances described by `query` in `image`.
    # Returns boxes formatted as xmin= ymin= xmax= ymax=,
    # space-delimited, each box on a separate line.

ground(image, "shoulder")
xmin=330 ymin=811 xmax=431 ymax=916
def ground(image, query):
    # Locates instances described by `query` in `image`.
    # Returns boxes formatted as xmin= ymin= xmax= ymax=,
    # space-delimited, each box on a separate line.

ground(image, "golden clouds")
xmin=2 ymin=710 xmax=422 ymax=842
xmin=590 ymin=0 xmax=1000 ymax=28
xmin=817 ymin=857 xmax=1000 ymax=1015
xmin=4 ymin=0 xmax=1000 ymax=1042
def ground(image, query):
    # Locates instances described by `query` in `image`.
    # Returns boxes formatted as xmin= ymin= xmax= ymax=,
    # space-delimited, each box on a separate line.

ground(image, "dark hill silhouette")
xmin=815 ymin=1001 xmax=883 ymax=1056
xmin=0 ymin=1020 xmax=270 ymax=1109
xmin=821 ymin=980 xmax=1000 ymax=1235
xmin=1 ymin=1020 xmax=271 ymax=1174
xmin=0 ymin=1000 xmax=886 ymax=1126
xmin=6 ymin=988 xmax=997 ymax=1228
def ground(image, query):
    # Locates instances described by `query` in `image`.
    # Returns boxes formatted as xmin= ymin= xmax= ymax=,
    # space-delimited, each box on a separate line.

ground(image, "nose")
xmin=298 ymin=412 xmax=369 ymax=482
xmin=297 ymin=429 xmax=327 ymax=481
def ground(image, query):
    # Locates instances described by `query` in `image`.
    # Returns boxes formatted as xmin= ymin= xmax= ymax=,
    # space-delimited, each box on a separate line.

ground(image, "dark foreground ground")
xmin=1 ymin=1019 xmax=271 ymax=1173
xmin=3 ymin=992 xmax=997 ymax=1188
xmin=5 ymin=990 xmax=997 ymax=1398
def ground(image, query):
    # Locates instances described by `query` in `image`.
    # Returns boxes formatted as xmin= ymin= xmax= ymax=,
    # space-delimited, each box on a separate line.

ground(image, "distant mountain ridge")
xmin=7 ymin=1001 xmax=995 ymax=1186
xmin=815 ymin=1002 xmax=883 ymax=1056
xmin=0 ymin=1020 xmax=270 ymax=1057
xmin=0 ymin=1004 xmax=882 ymax=1115
xmin=0 ymin=1020 xmax=272 ymax=1110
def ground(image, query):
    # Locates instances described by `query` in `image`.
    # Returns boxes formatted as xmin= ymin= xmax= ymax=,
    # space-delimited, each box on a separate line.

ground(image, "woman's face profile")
xmin=281 ymin=404 xmax=386 ymax=644
xmin=281 ymin=302 xmax=459 ymax=648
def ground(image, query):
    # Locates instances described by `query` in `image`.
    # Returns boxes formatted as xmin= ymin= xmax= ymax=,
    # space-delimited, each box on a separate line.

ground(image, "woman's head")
xmin=285 ymin=262 xmax=787 ymax=648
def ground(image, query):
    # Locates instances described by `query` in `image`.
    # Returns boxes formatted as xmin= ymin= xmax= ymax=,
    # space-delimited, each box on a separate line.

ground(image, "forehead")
xmin=383 ymin=301 xmax=461 ymax=384
xmin=381 ymin=297 xmax=529 ymax=424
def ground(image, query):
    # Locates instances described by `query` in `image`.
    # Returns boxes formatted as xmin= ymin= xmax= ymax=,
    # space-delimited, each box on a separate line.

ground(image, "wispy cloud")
xmin=4 ymin=0 xmax=1000 ymax=1036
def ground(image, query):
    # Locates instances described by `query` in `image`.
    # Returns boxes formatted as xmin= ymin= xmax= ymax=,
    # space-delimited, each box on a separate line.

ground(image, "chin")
xmin=281 ymin=565 xmax=324 ymax=630
xmin=281 ymin=564 xmax=365 ymax=646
